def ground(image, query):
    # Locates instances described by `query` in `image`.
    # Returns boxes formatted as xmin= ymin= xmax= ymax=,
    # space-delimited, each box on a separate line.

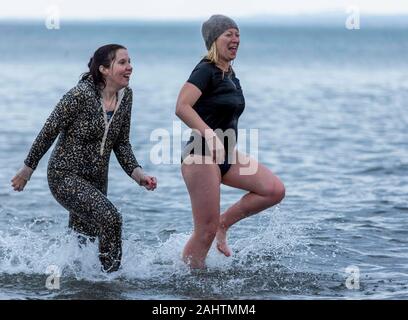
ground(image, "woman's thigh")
xmin=48 ymin=171 xmax=120 ymax=227
xmin=181 ymin=155 xmax=221 ymax=229
xmin=222 ymin=152 xmax=284 ymax=196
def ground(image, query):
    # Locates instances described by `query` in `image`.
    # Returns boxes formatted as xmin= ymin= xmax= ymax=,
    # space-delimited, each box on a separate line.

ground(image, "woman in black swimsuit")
xmin=176 ymin=15 xmax=285 ymax=269
xmin=11 ymin=44 xmax=157 ymax=272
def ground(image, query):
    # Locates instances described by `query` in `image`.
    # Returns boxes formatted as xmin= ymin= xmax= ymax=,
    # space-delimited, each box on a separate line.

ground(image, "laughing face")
xmin=101 ymin=49 xmax=132 ymax=90
xmin=216 ymin=28 xmax=240 ymax=63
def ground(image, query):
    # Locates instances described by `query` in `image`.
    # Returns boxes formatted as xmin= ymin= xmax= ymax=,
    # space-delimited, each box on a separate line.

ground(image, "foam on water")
xmin=1 ymin=207 xmax=355 ymax=299
xmin=0 ymin=208 xmax=308 ymax=282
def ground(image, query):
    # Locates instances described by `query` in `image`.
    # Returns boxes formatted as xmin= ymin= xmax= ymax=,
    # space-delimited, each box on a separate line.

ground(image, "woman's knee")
xmin=99 ymin=205 xmax=122 ymax=229
xmin=263 ymin=177 xmax=285 ymax=205
xmin=276 ymin=178 xmax=286 ymax=201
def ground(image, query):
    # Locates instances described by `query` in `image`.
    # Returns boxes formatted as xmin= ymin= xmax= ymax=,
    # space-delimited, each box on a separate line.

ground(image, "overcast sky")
xmin=1 ymin=0 xmax=407 ymax=19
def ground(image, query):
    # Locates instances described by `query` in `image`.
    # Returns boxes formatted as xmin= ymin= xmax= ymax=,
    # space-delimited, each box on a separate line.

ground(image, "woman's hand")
xmin=11 ymin=165 xmax=33 ymax=192
xmin=206 ymin=133 xmax=225 ymax=164
xmin=131 ymin=167 xmax=157 ymax=190
xmin=139 ymin=175 xmax=157 ymax=191
xmin=11 ymin=175 xmax=28 ymax=192
xmin=213 ymin=136 xmax=225 ymax=164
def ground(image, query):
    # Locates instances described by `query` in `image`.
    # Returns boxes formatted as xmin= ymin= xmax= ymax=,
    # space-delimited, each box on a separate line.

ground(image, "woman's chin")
xmin=119 ymin=80 xmax=130 ymax=88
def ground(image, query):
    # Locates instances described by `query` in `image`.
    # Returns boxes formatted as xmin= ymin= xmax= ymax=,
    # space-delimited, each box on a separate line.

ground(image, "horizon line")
xmin=1 ymin=11 xmax=408 ymax=21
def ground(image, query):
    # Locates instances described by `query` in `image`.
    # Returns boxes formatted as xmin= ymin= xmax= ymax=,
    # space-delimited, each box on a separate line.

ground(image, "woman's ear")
xmin=99 ymin=65 xmax=106 ymax=75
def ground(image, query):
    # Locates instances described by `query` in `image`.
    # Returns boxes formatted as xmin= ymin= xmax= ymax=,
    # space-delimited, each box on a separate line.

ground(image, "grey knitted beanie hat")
xmin=201 ymin=14 xmax=239 ymax=50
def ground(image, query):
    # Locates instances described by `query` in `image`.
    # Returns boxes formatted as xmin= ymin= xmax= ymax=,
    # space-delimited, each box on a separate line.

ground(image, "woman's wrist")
xmin=16 ymin=164 xmax=34 ymax=181
xmin=131 ymin=166 xmax=145 ymax=185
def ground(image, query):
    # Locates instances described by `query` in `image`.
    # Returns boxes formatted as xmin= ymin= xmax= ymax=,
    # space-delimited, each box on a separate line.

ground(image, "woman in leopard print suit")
xmin=11 ymin=44 xmax=157 ymax=272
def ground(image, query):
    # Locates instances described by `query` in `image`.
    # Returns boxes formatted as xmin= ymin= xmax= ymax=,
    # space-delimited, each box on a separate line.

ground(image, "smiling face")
xmin=100 ymin=49 xmax=132 ymax=90
xmin=215 ymin=28 xmax=240 ymax=63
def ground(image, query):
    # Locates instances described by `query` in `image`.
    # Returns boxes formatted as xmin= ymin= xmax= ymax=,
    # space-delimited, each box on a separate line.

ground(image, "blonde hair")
xmin=205 ymin=41 xmax=234 ymax=80
xmin=205 ymin=41 xmax=219 ymax=64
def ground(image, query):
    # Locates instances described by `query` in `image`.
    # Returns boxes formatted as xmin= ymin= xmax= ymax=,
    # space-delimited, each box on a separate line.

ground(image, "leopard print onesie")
xmin=24 ymin=76 xmax=141 ymax=272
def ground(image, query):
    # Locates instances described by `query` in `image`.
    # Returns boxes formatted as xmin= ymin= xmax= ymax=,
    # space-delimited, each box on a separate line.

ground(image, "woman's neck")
xmin=101 ymin=84 xmax=117 ymax=100
xmin=216 ymin=59 xmax=231 ymax=72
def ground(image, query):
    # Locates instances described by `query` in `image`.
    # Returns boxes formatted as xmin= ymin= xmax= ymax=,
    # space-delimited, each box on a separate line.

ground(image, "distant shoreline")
xmin=1 ymin=14 xmax=408 ymax=28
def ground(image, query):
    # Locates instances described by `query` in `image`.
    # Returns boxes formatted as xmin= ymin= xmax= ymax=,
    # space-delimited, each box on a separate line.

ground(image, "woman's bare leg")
xmin=181 ymin=155 xmax=221 ymax=269
xmin=216 ymin=152 xmax=285 ymax=256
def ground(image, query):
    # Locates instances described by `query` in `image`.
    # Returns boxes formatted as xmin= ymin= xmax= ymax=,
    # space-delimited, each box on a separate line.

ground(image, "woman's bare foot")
xmin=216 ymin=224 xmax=232 ymax=257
